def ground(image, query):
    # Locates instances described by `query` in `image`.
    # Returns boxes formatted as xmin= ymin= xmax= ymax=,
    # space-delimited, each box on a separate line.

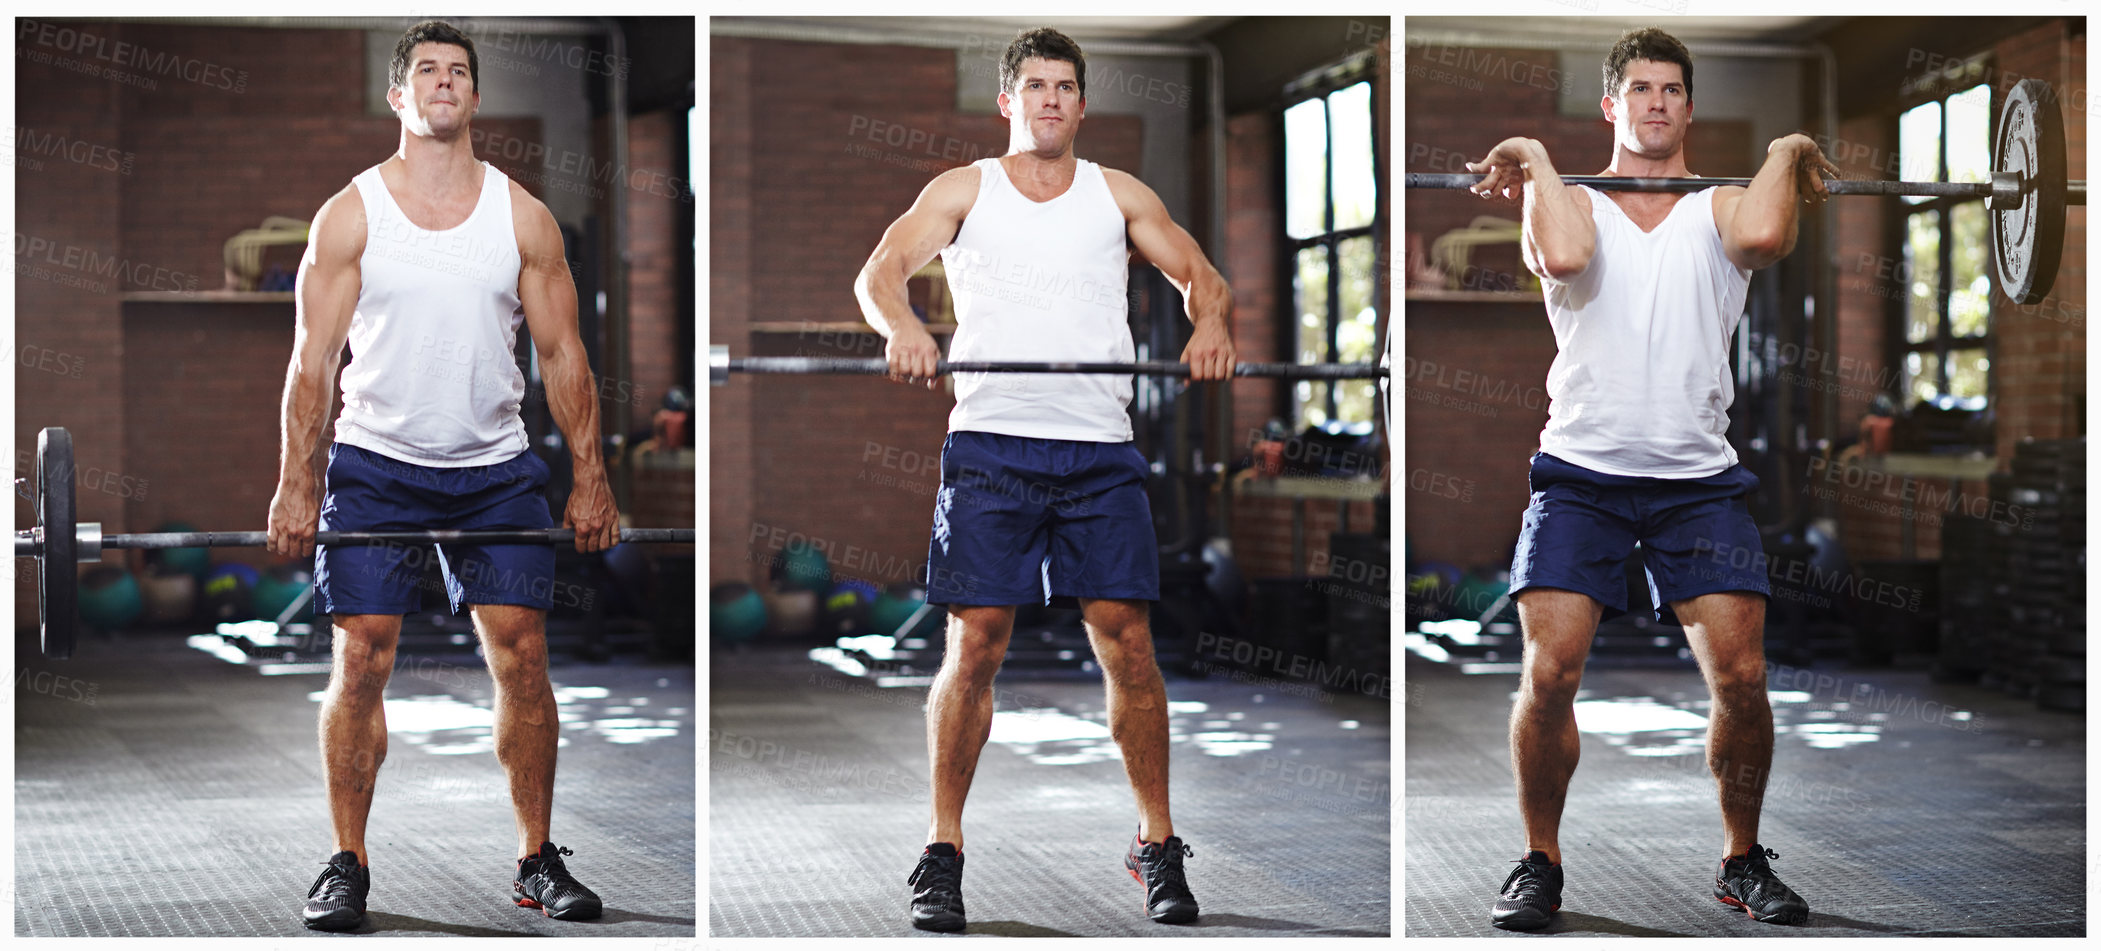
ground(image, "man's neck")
xmin=394 ymin=129 xmax=482 ymax=193
xmin=1001 ymin=147 xmax=1076 ymax=183
xmin=1603 ymin=143 xmax=1690 ymax=179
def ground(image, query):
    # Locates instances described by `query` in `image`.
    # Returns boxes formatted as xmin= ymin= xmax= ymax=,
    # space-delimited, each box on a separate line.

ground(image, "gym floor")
xmin=13 ymin=635 xmax=696 ymax=938
xmin=708 ymin=644 xmax=1391 ymax=937
xmin=1403 ymin=651 xmax=2084 ymax=937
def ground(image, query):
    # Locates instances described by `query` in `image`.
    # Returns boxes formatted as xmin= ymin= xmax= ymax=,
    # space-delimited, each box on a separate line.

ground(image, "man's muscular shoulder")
xmin=922 ymin=163 xmax=982 ymax=210
xmin=507 ymin=180 xmax=566 ymax=279
xmin=508 ymin=178 xmax=553 ymax=224
xmin=891 ymin=164 xmax=980 ymax=239
xmin=1098 ymin=166 xmax=1162 ymax=221
xmin=310 ymin=184 xmax=367 ymax=260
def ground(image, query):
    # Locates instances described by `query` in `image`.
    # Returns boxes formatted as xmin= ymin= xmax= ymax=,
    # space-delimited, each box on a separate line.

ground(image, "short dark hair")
xmin=1602 ymin=28 xmax=1692 ymax=103
xmin=1000 ymin=27 xmax=1086 ymax=100
xmin=390 ymin=20 xmax=479 ymax=93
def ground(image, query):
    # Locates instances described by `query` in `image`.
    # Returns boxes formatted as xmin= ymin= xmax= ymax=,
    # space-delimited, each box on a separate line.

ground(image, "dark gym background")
xmin=1404 ymin=16 xmax=2084 ymax=937
xmin=711 ymin=15 xmax=1392 ymax=937
xmin=12 ymin=17 xmax=696 ymax=937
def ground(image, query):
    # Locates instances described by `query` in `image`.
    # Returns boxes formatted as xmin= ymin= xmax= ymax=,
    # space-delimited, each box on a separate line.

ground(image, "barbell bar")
xmin=1406 ymin=78 xmax=2079 ymax=305
xmin=1402 ymin=172 xmax=2087 ymax=205
xmin=708 ymin=346 xmax=1388 ymax=386
xmin=21 ymin=427 xmax=695 ymax=661
xmin=14 ymin=528 xmax=696 ymax=559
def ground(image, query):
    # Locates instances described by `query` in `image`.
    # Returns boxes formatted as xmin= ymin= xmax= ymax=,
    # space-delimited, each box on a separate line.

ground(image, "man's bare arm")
xmin=1466 ymin=137 xmax=1595 ymax=282
xmin=1715 ymin=134 xmax=1838 ymax=271
xmin=514 ymin=183 xmax=617 ymax=552
xmin=266 ymin=187 xmax=362 ymax=559
xmin=854 ymin=165 xmax=978 ymax=383
xmin=1106 ymin=168 xmax=1235 ymax=380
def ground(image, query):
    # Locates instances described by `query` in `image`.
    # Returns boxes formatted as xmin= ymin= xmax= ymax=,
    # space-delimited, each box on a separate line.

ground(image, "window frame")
xmin=1280 ymin=54 xmax=1382 ymax=428
xmin=1894 ymin=83 xmax=1994 ymax=410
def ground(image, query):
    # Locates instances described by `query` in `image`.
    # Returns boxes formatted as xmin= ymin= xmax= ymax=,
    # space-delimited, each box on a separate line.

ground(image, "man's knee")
xmin=332 ymin=616 xmax=401 ymax=694
xmin=942 ymin=607 xmax=1013 ymax=681
xmin=1092 ymin=631 xmax=1159 ymax=680
xmin=483 ymin=630 xmax=549 ymax=677
xmin=947 ymin=607 xmax=1014 ymax=646
xmin=474 ymin=607 xmax=548 ymax=666
xmin=1709 ymin=659 xmax=1770 ymax=710
xmin=1518 ymin=645 xmax=1586 ymax=701
xmin=943 ymin=639 xmax=1005 ymax=678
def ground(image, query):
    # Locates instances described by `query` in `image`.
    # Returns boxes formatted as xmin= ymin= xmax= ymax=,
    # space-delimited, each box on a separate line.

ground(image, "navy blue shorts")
xmin=314 ymin=442 xmax=558 ymax=616
xmin=925 ymin=431 xmax=1160 ymax=607
xmin=1510 ymin=452 xmax=1771 ymax=618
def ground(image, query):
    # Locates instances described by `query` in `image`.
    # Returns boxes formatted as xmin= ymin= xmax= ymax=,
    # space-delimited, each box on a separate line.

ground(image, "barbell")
xmin=18 ymin=427 xmax=696 ymax=660
xmin=708 ymin=346 xmax=1388 ymax=385
xmin=1407 ymin=78 xmax=2081 ymax=305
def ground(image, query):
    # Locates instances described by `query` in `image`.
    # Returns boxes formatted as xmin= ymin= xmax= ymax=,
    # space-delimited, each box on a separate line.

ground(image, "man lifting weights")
xmin=854 ymin=26 xmax=1233 ymax=933
xmin=1462 ymin=27 xmax=1829 ymax=930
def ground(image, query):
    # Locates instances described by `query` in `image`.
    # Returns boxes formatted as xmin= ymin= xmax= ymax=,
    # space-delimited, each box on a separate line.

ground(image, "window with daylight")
xmin=1283 ymin=72 xmax=1381 ymax=428
xmin=1897 ymin=83 xmax=1992 ymax=409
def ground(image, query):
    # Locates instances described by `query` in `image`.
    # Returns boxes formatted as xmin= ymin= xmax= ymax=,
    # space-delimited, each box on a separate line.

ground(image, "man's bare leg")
xmin=471 ymin=603 xmax=557 ymax=858
xmin=1080 ymin=598 xmax=1172 ymax=843
xmin=1510 ymin=589 xmax=1604 ymax=865
xmin=1671 ymin=591 xmax=1771 ymax=858
xmin=320 ymin=614 xmax=403 ymax=864
xmin=925 ymin=605 xmax=1015 ymax=850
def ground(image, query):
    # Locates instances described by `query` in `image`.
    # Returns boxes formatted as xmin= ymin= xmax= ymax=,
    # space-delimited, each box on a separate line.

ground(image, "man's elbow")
xmin=1538 ymin=249 xmax=1592 ymax=282
xmin=852 ymin=264 xmax=879 ymax=307
xmin=1731 ymin=229 xmax=1791 ymax=269
xmin=536 ymin=336 xmax=589 ymax=377
xmin=854 ymin=263 xmax=903 ymax=327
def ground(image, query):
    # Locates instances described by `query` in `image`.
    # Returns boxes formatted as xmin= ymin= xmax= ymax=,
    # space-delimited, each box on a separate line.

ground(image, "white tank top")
xmin=941 ymin=157 xmax=1133 ymax=442
xmin=1537 ymin=185 xmax=1751 ymax=477
xmin=335 ymin=161 xmax=529 ymax=466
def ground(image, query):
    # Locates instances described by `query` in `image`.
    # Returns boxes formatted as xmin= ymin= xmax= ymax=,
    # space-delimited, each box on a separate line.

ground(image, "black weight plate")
xmin=1992 ymin=78 xmax=2067 ymax=305
xmin=38 ymin=428 xmax=76 ymax=660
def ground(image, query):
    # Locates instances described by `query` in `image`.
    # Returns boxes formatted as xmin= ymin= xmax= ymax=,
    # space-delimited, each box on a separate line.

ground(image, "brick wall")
xmin=1224 ymin=111 xmax=1284 ymax=455
xmin=709 ymin=36 xmax=756 ymax=587
xmin=624 ymin=109 xmax=688 ymax=419
xmin=17 ymin=22 xmax=685 ymax=627
xmin=1402 ymin=302 xmax=1557 ymax=573
xmin=1831 ymin=114 xmax=1895 ymax=434
xmin=14 ymin=25 xmax=126 ymax=627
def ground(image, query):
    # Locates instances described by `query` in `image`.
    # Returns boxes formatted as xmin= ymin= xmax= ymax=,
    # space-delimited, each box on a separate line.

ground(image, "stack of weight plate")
xmin=1933 ymin=507 xmax=1994 ymax=681
xmin=2008 ymin=438 xmax=2085 ymax=711
xmin=1979 ymin=471 xmax=2033 ymax=696
xmin=1326 ymin=533 xmax=1391 ymax=681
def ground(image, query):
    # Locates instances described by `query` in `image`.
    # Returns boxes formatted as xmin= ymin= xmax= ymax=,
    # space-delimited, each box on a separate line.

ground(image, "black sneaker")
xmin=1124 ymin=833 xmax=1198 ymax=924
xmin=908 ymin=843 xmax=966 ymax=932
xmin=514 ymin=841 xmax=604 ymax=920
xmin=302 ymin=850 xmax=369 ymax=931
xmin=1490 ymin=850 xmax=1561 ymax=931
xmin=1715 ymin=845 xmax=1809 ymax=924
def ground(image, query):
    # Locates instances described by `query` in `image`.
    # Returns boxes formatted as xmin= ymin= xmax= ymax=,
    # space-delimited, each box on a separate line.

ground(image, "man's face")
xmin=1605 ymin=58 xmax=1689 ymax=159
xmin=998 ymin=56 xmax=1084 ymax=151
xmin=389 ymin=41 xmax=478 ymax=137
